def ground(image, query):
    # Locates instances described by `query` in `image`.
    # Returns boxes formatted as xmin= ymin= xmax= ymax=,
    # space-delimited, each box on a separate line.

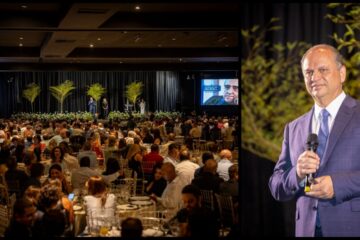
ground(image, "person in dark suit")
xmin=269 ymin=44 xmax=360 ymax=236
xmin=88 ymin=97 xmax=96 ymax=118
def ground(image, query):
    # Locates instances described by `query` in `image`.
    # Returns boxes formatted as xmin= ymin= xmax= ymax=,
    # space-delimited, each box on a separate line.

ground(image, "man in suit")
xmin=269 ymin=44 xmax=360 ymax=237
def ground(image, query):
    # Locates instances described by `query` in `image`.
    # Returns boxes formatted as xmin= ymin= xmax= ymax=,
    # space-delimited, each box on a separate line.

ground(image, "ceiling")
xmin=0 ymin=1 xmax=239 ymax=70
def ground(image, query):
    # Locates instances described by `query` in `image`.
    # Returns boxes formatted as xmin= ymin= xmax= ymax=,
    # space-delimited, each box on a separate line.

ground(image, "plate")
xmin=129 ymin=196 xmax=150 ymax=201
xmin=142 ymin=229 xmax=164 ymax=237
xmin=116 ymin=204 xmax=139 ymax=210
xmin=130 ymin=200 xmax=152 ymax=206
xmin=73 ymin=205 xmax=82 ymax=211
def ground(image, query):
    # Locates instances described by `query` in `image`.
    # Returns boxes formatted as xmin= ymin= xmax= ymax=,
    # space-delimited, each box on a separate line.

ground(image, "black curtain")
xmin=241 ymin=3 xmax=348 ymax=237
xmin=0 ymin=71 xmax=182 ymax=117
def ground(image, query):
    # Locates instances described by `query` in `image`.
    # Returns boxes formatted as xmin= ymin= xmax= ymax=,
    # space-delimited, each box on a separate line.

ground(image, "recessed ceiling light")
xmin=135 ymin=5 xmax=141 ymax=10
xmin=179 ymin=58 xmax=182 ymax=62
xmin=19 ymin=37 xmax=23 ymax=40
xmin=158 ymin=44 xmax=162 ymax=47
xmin=89 ymin=44 xmax=94 ymax=48
xmin=21 ymin=5 xmax=27 ymax=9
xmin=97 ymin=37 xmax=101 ymax=41
xmin=119 ymin=61 xmax=123 ymax=64
xmin=123 ymin=31 xmax=127 ymax=34
xmin=172 ymin=38 xmax=176 ymax=41
xmin=19 ymin=43 xmax=23 ymax=47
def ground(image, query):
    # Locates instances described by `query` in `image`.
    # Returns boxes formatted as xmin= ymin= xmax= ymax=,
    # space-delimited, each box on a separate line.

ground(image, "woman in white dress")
xmin=84 ymin=176 xmax=116 ymax=221
xmin=139 ymin=99 xmax=145 ymax=115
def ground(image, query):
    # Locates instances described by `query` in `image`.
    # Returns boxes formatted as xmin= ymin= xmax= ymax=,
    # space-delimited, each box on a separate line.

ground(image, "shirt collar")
xmin=314 ymin=91 xmax=346 ymax=119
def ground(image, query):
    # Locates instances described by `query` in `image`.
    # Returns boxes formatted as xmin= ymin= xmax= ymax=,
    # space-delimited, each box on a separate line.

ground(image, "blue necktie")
xmin=315 ymin=109 xmax=330 ymax=234
xmin=317 ymin=109 xmax=330 ymax=161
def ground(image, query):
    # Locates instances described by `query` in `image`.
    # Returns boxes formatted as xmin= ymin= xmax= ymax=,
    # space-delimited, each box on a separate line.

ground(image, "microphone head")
xmin=306 ymin=133 xmax=319 ymax=151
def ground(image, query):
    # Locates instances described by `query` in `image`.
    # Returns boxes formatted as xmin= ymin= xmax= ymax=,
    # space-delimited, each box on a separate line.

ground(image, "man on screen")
xmin=204 ymin=79 xmax=238 ymax=105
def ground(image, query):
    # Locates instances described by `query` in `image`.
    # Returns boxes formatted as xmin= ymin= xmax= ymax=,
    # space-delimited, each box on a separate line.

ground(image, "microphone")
xmin=304 ymin=133 xmax=319 ymax=192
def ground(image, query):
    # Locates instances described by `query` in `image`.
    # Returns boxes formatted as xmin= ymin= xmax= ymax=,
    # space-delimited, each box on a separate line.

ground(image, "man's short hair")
xmin=182 ymin=184 xmax=201 ymax=199
xmin=121 ymin=217 xmax=143 ymax=238
xmin=79 ymin=156 xmax=91 ymax=167
xmin=228 ymin=164 xmax=238 ymax=179
xmin=179 ymin=149 xmax=191 ymax=161
xmin=150 ymin=144 xmax=159 ymax=152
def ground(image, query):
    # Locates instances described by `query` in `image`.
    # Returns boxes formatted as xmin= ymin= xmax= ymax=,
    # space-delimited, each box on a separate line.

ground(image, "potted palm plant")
xmin=49 ymin=80 xmax=76 ymax=113
xmin=22 ymin=82 xmax=41 ymax=112
xmin=125 ymin=81 xmax=143 ymax=112
xmin=87 ymin=83 xmax=106 ymax=115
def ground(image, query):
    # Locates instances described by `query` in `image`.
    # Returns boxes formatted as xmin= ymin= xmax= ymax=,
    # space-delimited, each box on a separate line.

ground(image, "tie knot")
xmin=320 ymin=109 xmax=330 ymax=120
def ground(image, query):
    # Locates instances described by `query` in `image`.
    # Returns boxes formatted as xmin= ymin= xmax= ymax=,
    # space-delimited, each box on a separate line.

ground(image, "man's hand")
xmin=305 ymin=175 xmax=335 ymax=199
xmin=296 ymin=150 xmax=320 ymax=180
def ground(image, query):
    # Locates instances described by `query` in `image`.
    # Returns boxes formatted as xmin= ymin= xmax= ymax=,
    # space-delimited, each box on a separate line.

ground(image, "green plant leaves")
xmin=87 ymin=83 xmax=106 ymax=101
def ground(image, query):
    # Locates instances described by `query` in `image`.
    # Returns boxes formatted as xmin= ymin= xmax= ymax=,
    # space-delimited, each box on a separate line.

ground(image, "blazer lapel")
xmin=321 ymin=96 xmax=357 ymax=168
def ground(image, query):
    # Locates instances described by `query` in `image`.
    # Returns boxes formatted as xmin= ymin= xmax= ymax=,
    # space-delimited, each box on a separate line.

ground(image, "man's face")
xmin=182 ymin=193 xmax=200 ymax=211
xmin=223 ymin=79 xmax=239 ymax=104
xmin=15 ymin=205 xmax=36 ymax=226
xmin=302 ymin=47 xmax=346 ymax=107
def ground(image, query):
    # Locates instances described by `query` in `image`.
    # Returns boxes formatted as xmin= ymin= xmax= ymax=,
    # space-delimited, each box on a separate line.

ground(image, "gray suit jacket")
xmin=269 ymin=95 xmax=360 ymax=236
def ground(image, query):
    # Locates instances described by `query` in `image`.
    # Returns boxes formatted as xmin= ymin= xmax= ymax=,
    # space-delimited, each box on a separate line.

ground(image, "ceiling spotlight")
xmin=186 ymin=75 xmax=190 ymax=80
xmin=89 ymin=44 xmax=94 ymax=48
xmin=21 ymin=5 xmax=27 ymax=9
xmin=119 ymin=61 xmax=123 ymax=64
xmin=123 ymin=31 xmax=127 ymax=34
xmin=19 ymin=37 xmax=23 ymax=40
xmin=158 ymin=44 xmax=162 ymax=47
xmin=134 ymin=35 xmax=141 ymax=43
xmin=97 ymin=37 xmax=101 ymax=41
xmin=172 ymin=38 xmax=176 ymax=41
xmin=217 ymin=33 xmax=228 ymax=42
xmin=19 ymin=43 xmax=23 ymax=47
xmin=135 ymin=5 xmax=141 ymax=10
xmin=179 ymin=58 xmax=182 ymax=62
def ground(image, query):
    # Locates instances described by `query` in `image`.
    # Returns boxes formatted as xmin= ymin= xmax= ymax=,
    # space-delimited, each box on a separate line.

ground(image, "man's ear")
xmin=340 ymin=65 xmax=346 ymax=84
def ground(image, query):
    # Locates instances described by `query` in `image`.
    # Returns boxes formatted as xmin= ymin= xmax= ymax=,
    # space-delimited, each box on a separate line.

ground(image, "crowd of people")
xmin=0 ymin=112 xmax=238 ymax=237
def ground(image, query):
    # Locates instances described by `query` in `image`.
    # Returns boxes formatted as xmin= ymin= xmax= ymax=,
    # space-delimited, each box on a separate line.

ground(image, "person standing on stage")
xmin=139 ymin=98 xmax=146 ymax=115
xmin=88 ymin=97 xmax=96 ymax=119
xmin=102 ymin=98 xmax=109 ymax=119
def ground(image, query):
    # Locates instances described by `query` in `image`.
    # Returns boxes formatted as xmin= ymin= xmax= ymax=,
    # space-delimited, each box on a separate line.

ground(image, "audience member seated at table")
xmin=50 ymin=146 xmax=66 ymax=170
xmin=152 ymin=128 xmax=163 ymax=145
xmin=39 ymin=208 xmax=67 ymax=237
xmin=163 ymin=143 xmax=181 ymax=167
xmin=43 ymin=163 xmax=72 ymax=195
xmin=145 ymin=163 xmax=167 ymax=197
xmin=5 ymin=197 xmax=37 ymax=238
xmin=150 ymin=162 xmax=186 ymax=211
xmin=159 ymin=133 xmax=175 ymax=157
xmin=59 ymin=141 xmax=80 ymax=171
xmin=102 ymin=157 xmax=125 ymax=185
xmin=42 ymin=139 xmax=57 ymax=159
xmin=141 ymin=127 xmax=154 ymax=144
xmin=194 ymin=151 xmax=214 ymax=178
xmin=35 ymin=184 xmax=73 ymax=237
xmin=142 ymin=144 xmax=164 ymax=181
xmin=121 ymin=217 xmax=143 ymax=238
xmin=172 ymin=184 xmax=219 ymax=238
xmin=118 ymin=138 xmax=129 ymax=160
xmin=216 ymin=149 xmax=234 ymax=181
xmin=219 ymin=163 xmax=238 ymax=204
xmin=44 ymin=178 xmax=74 ymax=225
xmin=24 ymin=185 xmax=43 ymax=222
xmin=5 ymin=156 xmax=29 ymax=198
xmin=175 ymin=149 xmax=199 ymax=185
xmin=24 ymin=162 xmax=45 ymax=189
xmin=103 ymin=136 xmax=118 ymax=166
xmin=192 ymin=159 xmax=223 ymax=194
xmin=126 ymin=138 xmax=145 ymax=178
xmin=77 ymin=142 xmax=98 ymax=169
xmin=71 ymin=156 xmax=122 ymax=191
xmin=84 ymin=176 xmax=116 ymax=218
